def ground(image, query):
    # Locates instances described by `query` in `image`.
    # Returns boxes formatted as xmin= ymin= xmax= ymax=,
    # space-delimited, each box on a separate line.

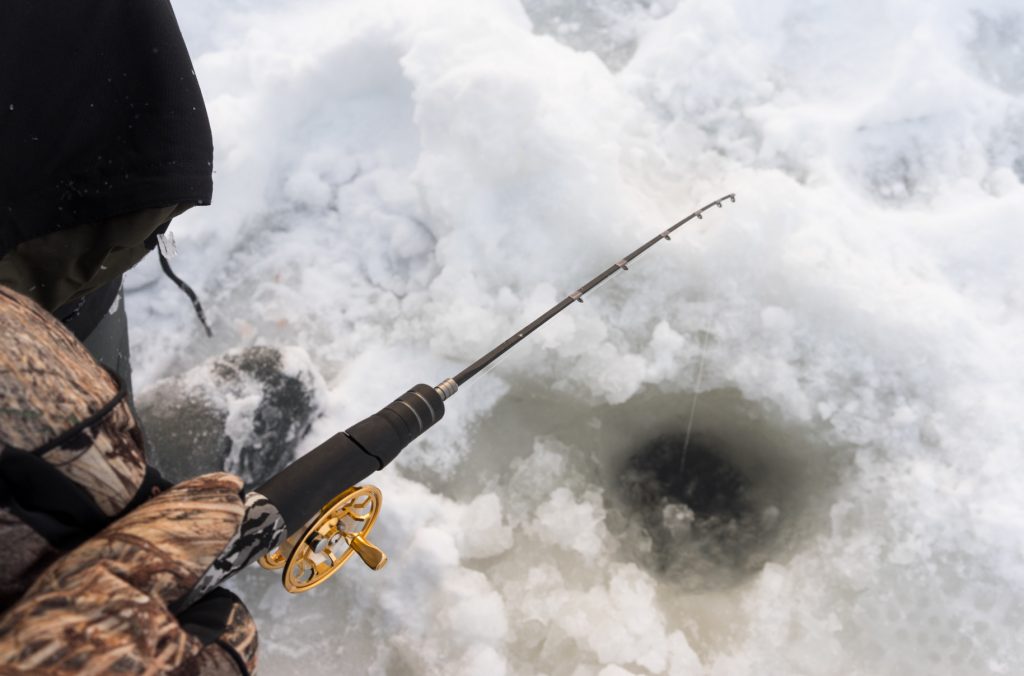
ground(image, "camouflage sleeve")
xmin=0 ymin=285 xmax=148 ymax=516
xmin=0 ymin=473 xmax=258 ymax=675
xmin=0 ymin=280 xmax=266 ymax=674
xmin=0 ymin=286 xmax=153 ymax=605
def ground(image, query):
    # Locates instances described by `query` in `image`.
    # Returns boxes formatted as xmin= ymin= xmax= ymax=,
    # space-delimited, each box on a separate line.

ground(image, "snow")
xmin=126 ymin=0 xmax=1024 ymax=673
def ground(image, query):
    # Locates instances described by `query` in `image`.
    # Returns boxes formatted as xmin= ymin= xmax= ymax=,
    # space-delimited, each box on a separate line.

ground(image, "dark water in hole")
xmin=616 ymin=432 xmax=774 ymax=587
xmin=622 ymin=434 xmax=752 ymax=520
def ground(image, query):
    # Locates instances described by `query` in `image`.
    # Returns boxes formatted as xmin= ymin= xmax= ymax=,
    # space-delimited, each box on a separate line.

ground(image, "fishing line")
xmin=679 ymin=315 xmax=711 ymax=476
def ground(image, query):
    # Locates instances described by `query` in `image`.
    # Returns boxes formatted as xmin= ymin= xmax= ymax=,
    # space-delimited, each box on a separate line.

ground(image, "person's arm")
xmin=0 ymin=286 xmax=258 ymax=674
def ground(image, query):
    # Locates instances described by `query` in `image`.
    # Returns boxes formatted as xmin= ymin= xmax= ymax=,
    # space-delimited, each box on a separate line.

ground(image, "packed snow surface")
xmin=127 ymin=1 xmax=1024 ymax=674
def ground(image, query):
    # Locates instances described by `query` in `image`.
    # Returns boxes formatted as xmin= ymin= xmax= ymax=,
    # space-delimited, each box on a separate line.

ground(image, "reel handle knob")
xmin=350 ymin=534 xmax=387 ymax=570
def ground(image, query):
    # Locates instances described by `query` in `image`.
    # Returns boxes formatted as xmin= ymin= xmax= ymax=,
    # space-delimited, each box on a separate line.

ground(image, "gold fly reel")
xmin=258 ymin=485 xmax=387 ymax=593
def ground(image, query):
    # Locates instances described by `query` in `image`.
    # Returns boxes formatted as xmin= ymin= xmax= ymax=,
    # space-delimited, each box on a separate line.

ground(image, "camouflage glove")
xmin=0 ymin=287 xmax=260 ymax=673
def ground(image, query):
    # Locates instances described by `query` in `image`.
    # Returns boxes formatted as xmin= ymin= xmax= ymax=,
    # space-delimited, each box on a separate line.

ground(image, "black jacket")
xmin=0 ymin=0 xmax=213 ymax=256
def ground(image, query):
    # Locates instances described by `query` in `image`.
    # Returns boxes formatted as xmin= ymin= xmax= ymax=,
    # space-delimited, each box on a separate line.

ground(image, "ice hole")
xmin=427 ymin=383 xmax=842 ymax=596
xmin=601 ymin=388 xmax=843 ymax=592
xmin=612 ymin=431 xmax=775 ymax=590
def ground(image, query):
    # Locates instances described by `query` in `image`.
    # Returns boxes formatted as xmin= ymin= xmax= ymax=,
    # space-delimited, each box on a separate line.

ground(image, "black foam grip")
xmin=255 ymin=384 xmax=446 ymax=536
xmin=346 ymin=384 xmax=445 ymax=467
xmin=254 ymin=432 xmax=379 ymax=535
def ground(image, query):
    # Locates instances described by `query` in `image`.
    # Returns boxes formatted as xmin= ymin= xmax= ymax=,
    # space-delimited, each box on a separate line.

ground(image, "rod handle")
xmin=254 ymin=384 xmax=446 ymax=535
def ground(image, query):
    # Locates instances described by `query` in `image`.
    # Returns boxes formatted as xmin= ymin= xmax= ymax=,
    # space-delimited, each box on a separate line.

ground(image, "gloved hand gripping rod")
xmin=250 ymin=193 xmax=736 ymax=592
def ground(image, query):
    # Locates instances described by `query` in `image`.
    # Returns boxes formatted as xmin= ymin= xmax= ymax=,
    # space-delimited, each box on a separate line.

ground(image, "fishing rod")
xmin=188 ymin=193 xmax=736 ymax=599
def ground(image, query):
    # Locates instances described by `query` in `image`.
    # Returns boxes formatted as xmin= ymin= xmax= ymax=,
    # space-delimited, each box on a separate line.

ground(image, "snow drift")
xmin=127 ymin=0 xmax=1024 ymax=673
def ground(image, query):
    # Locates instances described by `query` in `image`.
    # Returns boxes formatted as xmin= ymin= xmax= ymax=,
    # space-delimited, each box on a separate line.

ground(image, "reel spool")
xmin=259 ymin=485 xmax=386 ymax=593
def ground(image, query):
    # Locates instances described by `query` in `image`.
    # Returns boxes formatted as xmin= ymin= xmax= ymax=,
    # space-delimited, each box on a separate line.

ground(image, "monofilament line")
xmin=680 ymin=318 xmax=711 ymax=476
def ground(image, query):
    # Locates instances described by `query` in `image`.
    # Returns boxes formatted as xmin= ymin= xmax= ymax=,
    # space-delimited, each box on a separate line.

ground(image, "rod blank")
xmin=442 ymin=193 xmax=736 ymax=389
